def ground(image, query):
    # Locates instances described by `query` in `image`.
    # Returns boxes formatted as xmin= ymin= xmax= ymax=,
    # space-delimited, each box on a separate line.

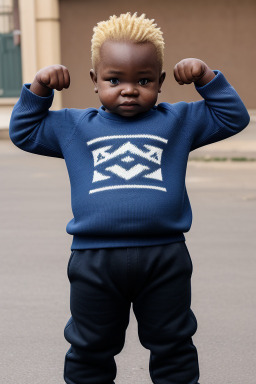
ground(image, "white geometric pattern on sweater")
xmin=87 ymin=134 xmax=168 ymax=194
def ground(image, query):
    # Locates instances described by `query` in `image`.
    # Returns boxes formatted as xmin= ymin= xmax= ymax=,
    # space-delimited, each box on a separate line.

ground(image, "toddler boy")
xmin=9 ymin=12 xmax=250 ymax=384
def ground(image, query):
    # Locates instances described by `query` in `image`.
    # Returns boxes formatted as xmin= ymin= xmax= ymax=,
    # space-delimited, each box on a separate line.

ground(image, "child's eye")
xmin=139 ymin=79 xmax=149 ymax=86
xmin=109 ymin=78 xmax=119 ymax=85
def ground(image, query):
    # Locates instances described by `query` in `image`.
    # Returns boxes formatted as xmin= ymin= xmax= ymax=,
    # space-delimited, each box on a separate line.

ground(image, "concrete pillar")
xmin=18 ymin=0 xmax=37 ymax=83
xmin=35 ymin=0 xmax=62 ymax=109
xmin=18 ymin=0 xmax=62 ymax=109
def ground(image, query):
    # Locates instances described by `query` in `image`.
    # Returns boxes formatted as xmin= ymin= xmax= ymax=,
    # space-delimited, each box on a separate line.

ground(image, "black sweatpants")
xmin=64 ymin=241 xmax=200 ymax=384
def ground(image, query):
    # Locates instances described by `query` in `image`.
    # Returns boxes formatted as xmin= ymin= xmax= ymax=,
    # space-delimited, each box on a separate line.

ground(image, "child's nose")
xmin=121 ymin=84 xmax=139 ymax=96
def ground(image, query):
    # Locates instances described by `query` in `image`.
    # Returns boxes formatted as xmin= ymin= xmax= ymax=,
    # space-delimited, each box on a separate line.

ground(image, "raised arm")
xmin=9 ymin=65 xmax=72 ymax=158
xmin=173 ymin=58 xmax=250 ymax=151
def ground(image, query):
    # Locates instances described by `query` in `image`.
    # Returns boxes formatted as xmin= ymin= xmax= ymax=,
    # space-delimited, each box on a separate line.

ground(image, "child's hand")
xmin=174 ymin=59 xmax=215 ymax=87
xmin=30 ymin=65 xmax=70 ymax=97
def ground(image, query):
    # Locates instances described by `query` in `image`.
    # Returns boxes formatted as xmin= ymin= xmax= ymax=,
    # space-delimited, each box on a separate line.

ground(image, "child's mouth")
xmin=119 ymin=102 xmax=139 ymax=109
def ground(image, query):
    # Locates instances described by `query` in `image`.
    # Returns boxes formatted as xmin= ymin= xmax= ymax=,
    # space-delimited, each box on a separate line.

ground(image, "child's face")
xmin=90 ymin=40 xmax=166 ymax=117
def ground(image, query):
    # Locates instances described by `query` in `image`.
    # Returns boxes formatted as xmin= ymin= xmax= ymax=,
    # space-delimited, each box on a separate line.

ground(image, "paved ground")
xmin=1 ymin=140 xmax=256 ymax=384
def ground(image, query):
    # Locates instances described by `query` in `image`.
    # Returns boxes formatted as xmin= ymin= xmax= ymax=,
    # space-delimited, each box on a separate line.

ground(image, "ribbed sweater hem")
xmin=70 ymin=233 xmax=185 ymax=250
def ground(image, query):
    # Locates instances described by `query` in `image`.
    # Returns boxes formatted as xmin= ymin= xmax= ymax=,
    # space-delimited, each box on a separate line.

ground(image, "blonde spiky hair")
xmin=91 ymin=12 xmax=164 ymax=70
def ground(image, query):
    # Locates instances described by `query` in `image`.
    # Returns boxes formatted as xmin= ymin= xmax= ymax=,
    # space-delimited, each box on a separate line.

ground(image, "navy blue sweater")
xmin=9 ymin=71 xmax=250 ymax=249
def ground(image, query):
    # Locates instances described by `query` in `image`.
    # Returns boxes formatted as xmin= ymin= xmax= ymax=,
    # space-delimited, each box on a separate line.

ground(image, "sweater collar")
xmin=98 ymin=105 xmax=157 ymax=122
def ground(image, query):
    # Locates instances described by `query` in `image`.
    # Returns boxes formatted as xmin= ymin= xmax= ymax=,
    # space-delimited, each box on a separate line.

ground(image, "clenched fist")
xmin=174 ymin=58 xmax=215 ymax=87
xmin=30 ymin=65 xmax=70 ymax=97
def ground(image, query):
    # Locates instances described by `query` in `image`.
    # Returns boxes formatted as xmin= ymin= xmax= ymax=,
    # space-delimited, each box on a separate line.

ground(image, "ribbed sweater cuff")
xmin=19 ymin=84 xmax=54 ymax=112
xmin=194 ymin=70 xmax=228 ymax=98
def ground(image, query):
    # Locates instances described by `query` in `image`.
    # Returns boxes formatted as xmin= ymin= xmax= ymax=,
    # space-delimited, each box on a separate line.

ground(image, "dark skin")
xmin=90 ymin=41 xmax=166 ymax=117
xmin=30 ymin=40 xmax=215 ymax=117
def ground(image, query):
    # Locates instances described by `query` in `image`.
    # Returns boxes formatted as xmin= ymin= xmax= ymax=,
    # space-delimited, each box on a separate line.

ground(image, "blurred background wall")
xmin=0 ymin=0 xmax=255 ymax=137
xmin=59 ymin=0 xmax=256 ymax=109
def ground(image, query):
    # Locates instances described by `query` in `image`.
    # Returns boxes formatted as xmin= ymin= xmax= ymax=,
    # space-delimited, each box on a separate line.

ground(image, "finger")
xmin=63 ymin=67 xmax=70 ymax=89
xmin=56 ymin=67 xmax=65 ymax=91
xmin=177 ymin=62 xmax=192 ymax=85
xmin=173 ymin=64 xmax=184 ymax=85
xmin=38 ymin=71 xmax=51 ymax=87
xmin=191 ymin=60 xmax=204 ymax=81
xmin=48 ymin=69 xmax=59 ymax=90
xmin=183 ymin=62 xmax=194 ymax=84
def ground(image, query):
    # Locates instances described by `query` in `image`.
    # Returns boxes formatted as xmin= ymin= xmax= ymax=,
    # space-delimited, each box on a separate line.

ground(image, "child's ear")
xmin=90 ymin=69 xmax=98 ymax=93
xmin=158 ymin=71 xmax=166 ymax=93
